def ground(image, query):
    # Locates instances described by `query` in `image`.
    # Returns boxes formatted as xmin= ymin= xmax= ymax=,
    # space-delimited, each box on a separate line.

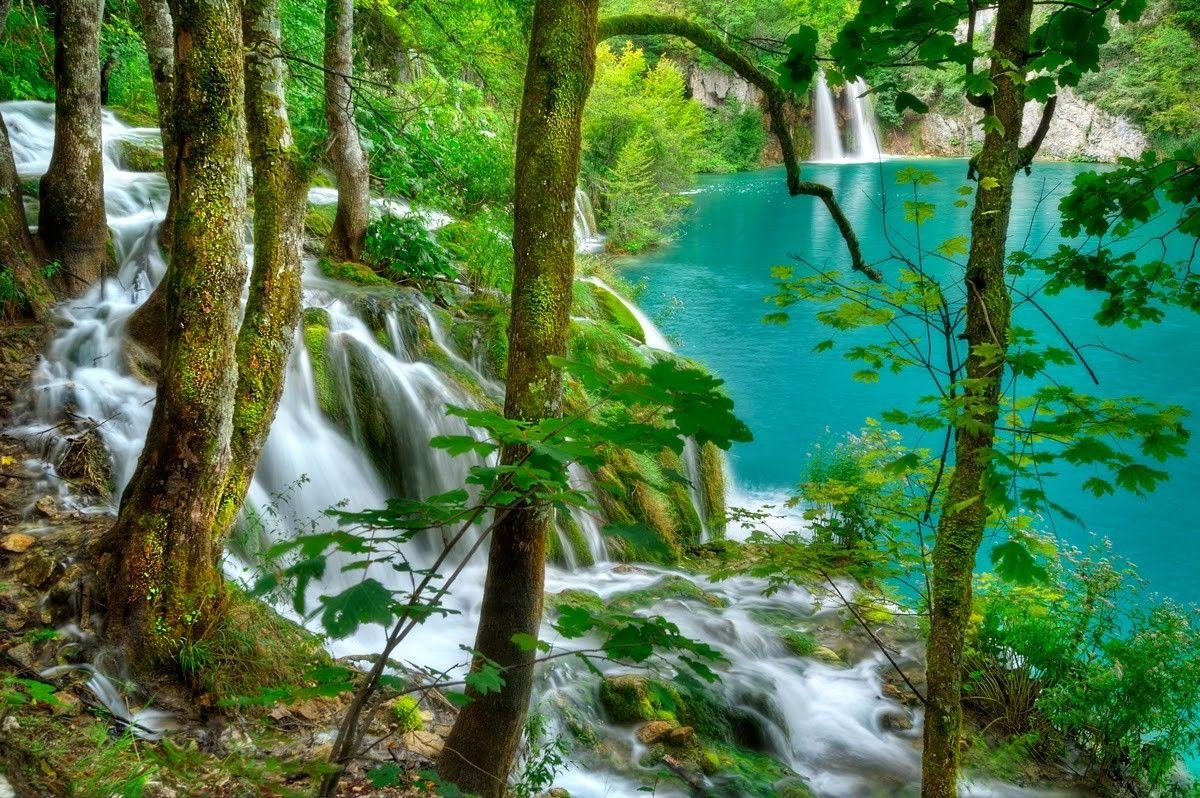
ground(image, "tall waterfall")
xmin=845 ymin=77 xmax=882 ymax=161
xmin=810 ymin=75 xmax=886 ymax=163
xmin=811 ymin=72 xmax=845 ymax=162
xmin=4 ymin=101 xmax=1057 ymax=798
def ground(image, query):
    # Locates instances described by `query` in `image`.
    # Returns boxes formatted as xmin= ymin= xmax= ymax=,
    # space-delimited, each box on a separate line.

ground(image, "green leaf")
xmin=991 ymin=540 xmax=1049 ymax=584
xmin=465 ymin=664 xmax=505 ymax=696
xmin=894 ymin=91 xmax=929 ymax=115
xmin=319 ymin=579 xmax=395 ymax=639
xmin=936 ymin=235 xmax=968 ymax=258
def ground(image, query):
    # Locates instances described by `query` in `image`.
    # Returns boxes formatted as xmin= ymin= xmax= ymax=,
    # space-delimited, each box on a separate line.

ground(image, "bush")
xmin=363 ymin=214 xmax=456 ymax=283
xmin=972 ymin=542 xmax=1200 ymax=791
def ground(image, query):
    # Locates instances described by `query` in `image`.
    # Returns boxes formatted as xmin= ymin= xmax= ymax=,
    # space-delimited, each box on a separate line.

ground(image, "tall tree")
xmin=136 ymin=0 xmax=177 ymax=244
xmin=920 ymin=0 xmax=1038 ymax=792
xmin=323 ymin=0 xmax=370 ymax=262
xmin=0 ymin=0 xmax=49 ymax=318
xmin=100 ymin=0 xmax=248 ymax=662
xmin=37 ymin=0 xmax=109 ymax=296
xmin=435 ymin=0 xmax=601 ymax=794
xmin=216 ymin=0 xmax=309 ymax=536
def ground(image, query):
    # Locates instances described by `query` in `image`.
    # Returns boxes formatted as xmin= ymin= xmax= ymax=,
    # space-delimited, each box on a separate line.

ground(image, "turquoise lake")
xmin=623 ymin=160 xmax=1199 ymax=608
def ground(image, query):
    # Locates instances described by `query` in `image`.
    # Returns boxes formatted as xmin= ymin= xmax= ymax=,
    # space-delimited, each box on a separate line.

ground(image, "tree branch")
xmin=1018 ymin=94 xmax=1057 ymax=168
xmin=598 ymin=13 xmax=881 ymax=281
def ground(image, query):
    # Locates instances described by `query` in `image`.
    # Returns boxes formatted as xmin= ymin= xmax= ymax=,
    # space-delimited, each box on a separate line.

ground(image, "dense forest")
xmin=0 ymin=0 xmax=1198 ymax=796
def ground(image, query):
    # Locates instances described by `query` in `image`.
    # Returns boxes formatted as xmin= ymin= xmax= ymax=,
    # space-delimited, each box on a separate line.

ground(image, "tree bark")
xmin=214 ymin=0 xmax=308 ymax=536
xmin=921 ymin=0 xmax=1036 ymax=794
xmin=101 ymin=0 xmax=248 ymax=664
xmin=0 ymin=0 xmax=50 ymax=318
xmin=135 ymin=0 xmax=177 ymax=246
xmin=38 ymin=0 xmax=109 ymax=296
xmin=322 ymin=0 xmax=369 ymax=262
xmin=435 ymin=1 xmax=600 ymax=794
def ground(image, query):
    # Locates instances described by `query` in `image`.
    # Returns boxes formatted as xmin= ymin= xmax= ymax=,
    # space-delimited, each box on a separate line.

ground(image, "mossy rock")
xmin=697 ymin=441 xmax=727 ymax=535
xmin=549 ymin=588 xmax=605 ymax=616
xmin=318 ymin=255 xmax=388 ymax=286
xmin=599 ymin=674 xmax=679 ymax=724
xmin=300 ymin=306 xmax=341 ymax=423
xmin=608 ymin=575 xmax=727 ymax=612
xmin=305 ymin=203 xmax=337 ymax=241
xmin=112 ymin=136 xmax=164 ymax=172
xmin=587 ymin=282 xmax=645 ymax=343
xmin=780 ymin=629 xmax=819 ymax=658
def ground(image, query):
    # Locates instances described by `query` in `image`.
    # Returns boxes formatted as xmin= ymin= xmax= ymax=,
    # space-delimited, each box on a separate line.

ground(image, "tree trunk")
xmin=322 ymin=0 xmax=369 ymax=262
xmin=215 ymin=0 xmax=308 ymax=536
xmin=135 ymin=0 xmax=177 ymax=246
xmin=435 ymin=1 xmax=600 ymax=794
xmin=101 ymin=0 xmax=248 ymax=664
xmin=921 ymin=0 xmax=1034 ymax=794
xmin=38 ymin=0 xmax=109 ymax=296
xmin=0 ymin=0 xmax=50 ymax=318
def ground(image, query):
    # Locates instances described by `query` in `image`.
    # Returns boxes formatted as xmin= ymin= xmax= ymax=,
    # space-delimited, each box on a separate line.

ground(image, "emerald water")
xmin=624 ymin=160 xmax=1200 ymax=608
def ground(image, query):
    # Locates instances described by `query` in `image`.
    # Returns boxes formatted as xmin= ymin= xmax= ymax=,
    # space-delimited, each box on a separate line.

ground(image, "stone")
xmin=50 ymin=690 xmax=83 ymax=717
xmin=1 ymin=716 xmax=20 ymax=733
xmin=665 ymin=725 xmax=695 ymax=746
xmin=5 ymin=642 xmax=36 ymax=669
xmin=636 ymin=720 xmax=673 ymax=744
xmin=1 ymin=533 xmax=35 ymax=553
xmin=880 ymin=710 xmax=914 ymax=732
xmin=812 ymin=646 xmax=844 ymax=666
xmin=401 ymin=728 xmax=444 ymax=758
xmin=33 ymin=496 xmax=58 ymax=519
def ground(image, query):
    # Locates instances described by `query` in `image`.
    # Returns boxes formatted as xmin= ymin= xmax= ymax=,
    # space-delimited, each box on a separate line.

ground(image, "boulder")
xmin=1 ymin=533 xmax=35 ymax=553
xmin=636 ymin=720 xmax=673 ymax=744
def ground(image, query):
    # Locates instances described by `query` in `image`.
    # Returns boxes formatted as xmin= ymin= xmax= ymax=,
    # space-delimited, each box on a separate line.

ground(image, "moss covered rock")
xmin=599 ymin=674 xmax=679 ymax=724
xmin=113 ymin=136 xmax=164 ymax=172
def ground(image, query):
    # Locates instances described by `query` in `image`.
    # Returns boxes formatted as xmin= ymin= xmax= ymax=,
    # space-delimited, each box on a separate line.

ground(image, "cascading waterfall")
xmin=574 ymin=187 xmax=605 ymax=253
xmin=845 ymin=77 xmax=883 ymax=162
xmin=810 ymin=74 xmax=886 ymax=163
xmin=811 ymin=72 xmax=845 ymax=162
xmin=5 ymin=101 xmax=1067 ymax=798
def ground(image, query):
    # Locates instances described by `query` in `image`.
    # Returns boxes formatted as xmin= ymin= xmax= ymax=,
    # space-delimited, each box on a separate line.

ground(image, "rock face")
xmin=897 ymin=86 xmax=1147 ymax=162
xmin=679 ymin=61 xmax=761 ymax=109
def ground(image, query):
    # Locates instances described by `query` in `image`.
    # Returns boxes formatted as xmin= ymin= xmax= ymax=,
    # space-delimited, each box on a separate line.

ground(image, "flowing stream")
xmin=3 ymin=102 xmax=1073 ymax=797
xmin=811 ymin=75 xmax=885 ymax=163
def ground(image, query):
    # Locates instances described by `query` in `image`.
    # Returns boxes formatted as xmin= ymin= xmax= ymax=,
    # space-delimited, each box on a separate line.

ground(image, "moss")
xmin=599 ymin=674 xmax=679 ymax=724
xmin=390 ymin=695 xmax=424 ymax=733
xmin=304 ymin=203 xmax=337 ymax=240
xmin=780 ymin=629 xmax=819 ymax=658
xmin=698 ymin=441 xmax=727 ymax=535
xmin=608 ymin=575 xmax=727 ymax=612
xmin=549 ymin=588 xmax=605 ymax=615
xmin=554 ymin=509 xmax=596 ymax=567
xmin=317 ymin=255 xmax=388 ymax=286
xmin=300 ymin=307 xmax=341 ymax=422
xmin=587 ymin=281 xmax=644 ymax=342
xmin=113 ymin=137 xmax=165 ymax=172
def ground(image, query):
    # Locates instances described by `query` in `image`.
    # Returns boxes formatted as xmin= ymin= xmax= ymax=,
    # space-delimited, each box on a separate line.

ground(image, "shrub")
xmin=363 ymin=214 xmax=456 ymax=283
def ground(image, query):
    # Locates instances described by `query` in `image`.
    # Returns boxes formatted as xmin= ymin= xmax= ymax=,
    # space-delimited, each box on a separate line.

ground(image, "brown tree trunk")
xmin=38 ymin=0 xmax=109 ymax=296
xmin=435 ymin=1 xmax=600 ymax=795
xmin=921 ymin=0 xmax=1036 ymax=794
xmin=214 ymin=0 xmax=308 ymax=536
xmin=101 ymin=0 xmax=248 ymax=664
xmin=322 ymin=0 xmax=369 ymax=262
xmin=0 ymin=0 xmax=50 ymax=318
xmin=135 ymin=0 xmax=177 ymax=246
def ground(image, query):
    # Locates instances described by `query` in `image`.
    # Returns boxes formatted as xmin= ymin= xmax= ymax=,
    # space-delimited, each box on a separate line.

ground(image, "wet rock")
xmin=5 ymin=642 xmax=36 ymax=669
xmin=636 ymin=720 xmax=673 ymax=744
xmin=599 ymin=674 xmax=677 ymax=724
xmin=811 ymin=645 xmax=844 ymax=666
xmin=665 ymin=725 xmax=695 ymax=746
xmin=1 ymin=532 xmax=34 ymax=553
xmin=50 ymin=690 xmax=83 ymax=717
xmin=34 ymin=495 xmax=59 ymax=519
xmin=56 ymin=429 xmax=112 ymax=497
xmin=880 ymin=709 xmax=914 ymax=732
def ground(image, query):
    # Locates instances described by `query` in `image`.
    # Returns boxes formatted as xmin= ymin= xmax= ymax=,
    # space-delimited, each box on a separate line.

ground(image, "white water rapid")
xmin=845 ymin=77 xmax=883 ymax=162
xmin=4 ymin=101 xmax=1069 ymax=798
xmin=811 ymin=72 xmax=845 ymax=162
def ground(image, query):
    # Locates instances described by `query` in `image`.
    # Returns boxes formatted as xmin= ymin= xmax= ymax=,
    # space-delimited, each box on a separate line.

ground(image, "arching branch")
xmin=1018 ymin=94 xmax=1057 ymax=169
xmin=599 ymin=14 xmax=881 ymax=281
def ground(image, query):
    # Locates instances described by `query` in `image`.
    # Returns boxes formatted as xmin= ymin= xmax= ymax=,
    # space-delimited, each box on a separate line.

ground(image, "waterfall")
xmin=845 ymin=78 xmax=882 ymax=162
xmin=4 ymin=101 xmax=1062 ymax=798
xmin=573 ymin=187 xmax=604 ymax=253
xmin=811 ymin=72 xmax=845 ymax=162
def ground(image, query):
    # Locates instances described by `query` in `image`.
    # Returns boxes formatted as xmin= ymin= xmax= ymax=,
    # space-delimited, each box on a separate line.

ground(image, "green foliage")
xmin=694 ymin=101 xmax=767 ymax=174
xmin=973 ymin=543 xmax=1200 ymax=790
xmin=363 ymin=214 xmax=456 ymax=284
xmin=390 ymin=695 xmax=424 ymax=733
xmin=509 ymin=710 xmax=568 ymax=798
xmin=0 ymin=0 xmax=53 ymax=101
xmin=583 ymin=43 xmax=706 ymax=252
xmin=437 ymin=210 xmax=514 ymax=293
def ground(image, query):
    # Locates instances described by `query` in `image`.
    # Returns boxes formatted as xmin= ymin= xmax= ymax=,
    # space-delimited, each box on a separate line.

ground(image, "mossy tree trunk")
xmin=921 ymin=0 xmax=1044 ymax=794
xmin=0 ymin=0 xmax=50 ymax=318
xmin=214 ymin=0 xmax=308 ymax=536
xmin=101 ymin=0 xmax=248 ymax=665
xmin=435 ymin=1 xmax=600 ymax=794
xmin=38 ymin=0 xmax=109 ymax=296
xmin=322 ymin=0 xmax=369 ymax=262
xmin=136 ymin=0 xmax=177 ymax=246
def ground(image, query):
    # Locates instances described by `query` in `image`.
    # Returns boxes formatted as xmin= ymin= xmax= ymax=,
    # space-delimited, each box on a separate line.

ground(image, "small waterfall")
xmin=811 ymin=72 xmax=845 ymax=162
xmin=845 ymin=78 xmax=882 ymax=162
xmin=573 ymin=187 xmax=604 ymax=253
